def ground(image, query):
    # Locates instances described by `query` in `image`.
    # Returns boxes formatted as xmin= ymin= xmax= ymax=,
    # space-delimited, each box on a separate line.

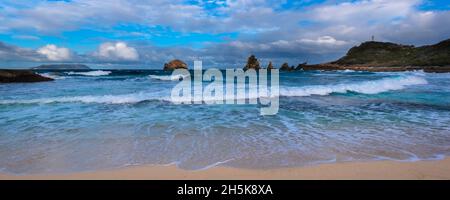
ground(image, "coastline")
xmin=301 ymin=64 xmax=450 ymax=73
xmin=2 ymin=158 xmax=450 ymax=180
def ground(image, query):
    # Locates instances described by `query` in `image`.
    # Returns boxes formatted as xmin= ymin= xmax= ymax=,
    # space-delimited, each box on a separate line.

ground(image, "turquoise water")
xmin=0 ymin=69 xmax=450 ymax=174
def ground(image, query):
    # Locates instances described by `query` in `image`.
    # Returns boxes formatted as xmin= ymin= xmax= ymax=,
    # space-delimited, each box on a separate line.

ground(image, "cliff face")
xmin=0 ymin=70 xmax=53 ymax=83
xmin=333 ymin=39 xmax=450 ymax=67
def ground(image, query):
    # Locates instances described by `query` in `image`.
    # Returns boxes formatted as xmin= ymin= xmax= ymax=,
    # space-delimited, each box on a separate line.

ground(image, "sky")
xmin=0 ymin=0 xmax=449 ymax=69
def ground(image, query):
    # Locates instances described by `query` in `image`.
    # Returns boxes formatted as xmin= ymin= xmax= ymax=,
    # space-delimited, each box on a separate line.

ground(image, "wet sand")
xmin=2 ymin=158 xmax=450 ymax=180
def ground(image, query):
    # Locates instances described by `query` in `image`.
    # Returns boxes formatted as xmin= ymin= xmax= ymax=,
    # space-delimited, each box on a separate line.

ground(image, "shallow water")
xmin=0 ymin=69 xmax=449 ymax=174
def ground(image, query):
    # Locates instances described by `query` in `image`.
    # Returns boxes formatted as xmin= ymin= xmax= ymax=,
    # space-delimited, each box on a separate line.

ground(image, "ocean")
xmin=0 ymin=69 xmax=449 ymax=174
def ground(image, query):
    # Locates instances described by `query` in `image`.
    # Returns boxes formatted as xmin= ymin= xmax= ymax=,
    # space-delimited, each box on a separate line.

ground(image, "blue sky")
xmin=0 ymin=0 xmax=449 ymax=68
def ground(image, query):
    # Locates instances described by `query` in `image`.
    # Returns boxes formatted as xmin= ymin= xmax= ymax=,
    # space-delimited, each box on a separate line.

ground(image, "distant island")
xmin=32 ymin=64 xmax=91 ymax=71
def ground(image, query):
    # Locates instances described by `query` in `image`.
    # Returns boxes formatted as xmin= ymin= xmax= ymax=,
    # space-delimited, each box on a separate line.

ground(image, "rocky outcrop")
xmin=280 ymin=63 xmax=293 ymax=71
xmin=32 ymin=64 xmax=91 ymax=71
xmin=164 ymin=59 xmax=188 ymax=71
xmin=295 ymin=62 xmax=307 ymax=70
xmin=243 ymin=55 xmax=261 ymax=70
xmin=267 ymin=61 xmax=275 ymax=70
xmin=0 ymin=70 xmax=54 ymax=83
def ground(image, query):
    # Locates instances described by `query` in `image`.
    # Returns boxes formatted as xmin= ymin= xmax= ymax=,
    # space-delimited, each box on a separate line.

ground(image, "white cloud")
xmin=0 ymin=0 xmax=449 ymax=66
xmin=96 ymin=42 xmax=139 ymax=61
xmin=37 ymin=44 xmax=72 ymax=61
xmin=299 ymin=36 xmax=348 ymax=46
xmin=310 ymin=0 xmax=421 ymax=23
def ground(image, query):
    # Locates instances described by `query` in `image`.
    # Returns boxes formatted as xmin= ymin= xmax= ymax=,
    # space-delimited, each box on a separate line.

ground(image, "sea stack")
xmin=164 ymin=59 xmax=188 ymax=71
xmin=280 ymin=63 xmax=291 ymax=71
xmin=267 ymin=61 xmax=275 ymax=70
xmin=0 ymin=69 xmax=54 ymax=83
xmin=243 ymin=55 xmax=261 ymax=70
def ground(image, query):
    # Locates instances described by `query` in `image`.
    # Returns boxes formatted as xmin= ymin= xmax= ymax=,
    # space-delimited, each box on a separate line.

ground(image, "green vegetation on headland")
xmin=244 ymin=38 xmax=450 ymax=73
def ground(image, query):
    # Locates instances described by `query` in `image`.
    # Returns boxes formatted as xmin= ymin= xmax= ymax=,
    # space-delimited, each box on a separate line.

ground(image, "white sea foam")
xmin=280 ymin=75 xmax=427 ymax=97
xmin=0 ymin=75 xmax=427 ymax=105
xmin=149 ymin=74 xmax=189 ymax=81
xmin=38 ymin=73 xmax=65 ymax=80
xmin=67 ymin=70 xmax=112 ymax=76
xmin=0 ymin=92 xmax=167 ymax=105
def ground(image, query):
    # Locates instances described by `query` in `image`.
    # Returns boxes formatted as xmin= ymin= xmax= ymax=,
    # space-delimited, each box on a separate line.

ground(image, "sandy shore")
xmin=2 ymin=158 xmax=450 ymax=180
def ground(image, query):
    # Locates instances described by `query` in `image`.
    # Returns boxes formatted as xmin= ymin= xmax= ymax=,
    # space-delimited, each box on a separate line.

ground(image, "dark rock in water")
xmin=267 ymin=61 xmax=275 ymax=70
xmin=164 ymin=59 xmax=188 ymax=71
xmin=295 ymin=62 xmax=307 ymax=70
xmin=0 ymin=69 xmax=53 ymax=83
xmin=32 ymin=64 xmax=91 ymax=71
xmin=280 ymin=63 xmax=292 ymax=71
xmin=243 ymin=55 xmax=261 ymax=70
xmin=303 ymin=38 xmax=450 ymax=72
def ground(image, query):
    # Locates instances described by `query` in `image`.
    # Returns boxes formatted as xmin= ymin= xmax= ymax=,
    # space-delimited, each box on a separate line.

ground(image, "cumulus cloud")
xmin=299 ymin=36 xmax=348 ymax=46
xmin=95 ymin=42 xmax=139 ymax=61
xmin=37 ymin=44 xmax=72 ymax=61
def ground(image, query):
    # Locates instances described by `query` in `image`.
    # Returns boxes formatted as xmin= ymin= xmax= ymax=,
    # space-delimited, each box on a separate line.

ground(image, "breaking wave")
xmin=280 ymin=75 xmax=427 ymax=97
xmin=0 ymin=92 xmax=167 ymax=105
xmin=38 ymin=72 xmax=65 ymax=80
xmin=0 ymin=75 xmax=427 ymax=105
xmin=67 ymin=70 xmax=112 ymax=76
xmin=149 ymin=74 xmax=189 ymax=81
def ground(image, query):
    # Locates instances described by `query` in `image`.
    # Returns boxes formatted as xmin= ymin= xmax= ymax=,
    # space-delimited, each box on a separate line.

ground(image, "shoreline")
xmin=301 ymin=64 xmax=450 ymax=73
xmin=2 ymin=158 xmax=450 ymax=180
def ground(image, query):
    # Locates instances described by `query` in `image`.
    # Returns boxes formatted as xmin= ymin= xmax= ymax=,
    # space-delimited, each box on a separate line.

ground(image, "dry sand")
xmin=2 ymin=158 xmax=450 ymax=180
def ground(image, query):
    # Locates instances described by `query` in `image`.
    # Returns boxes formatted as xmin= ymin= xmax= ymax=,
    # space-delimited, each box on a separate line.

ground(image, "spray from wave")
xmin=67 ymin=70 xmax=112 ymax=76
xmin=280 ymin=75 xmax=427 ymax=97
xmin=0 ymin=75 xmax=427 ymax=105
xmin=0 ymin=92 xmax=167 ymax=105
xmin=38 ymin=73 xmax=65 ymax=80
xmin=149 ymin=74 xmax=189 ymax=81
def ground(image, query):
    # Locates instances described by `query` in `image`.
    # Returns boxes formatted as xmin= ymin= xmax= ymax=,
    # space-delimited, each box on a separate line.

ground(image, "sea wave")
xmin=0 ymin=92 xmax=167 ymax=105
xmin=149 ymin=74 xmax=189 ymax=81
xmin=67 ymin=70 xmax=112 ymax=76
xmin=0 ymin=75 xmax=427 ymax=105
xmin=280 ymin=75 xmax=427 ymax=97
xmin=38 ymin=72 xmax=65 ymax=80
